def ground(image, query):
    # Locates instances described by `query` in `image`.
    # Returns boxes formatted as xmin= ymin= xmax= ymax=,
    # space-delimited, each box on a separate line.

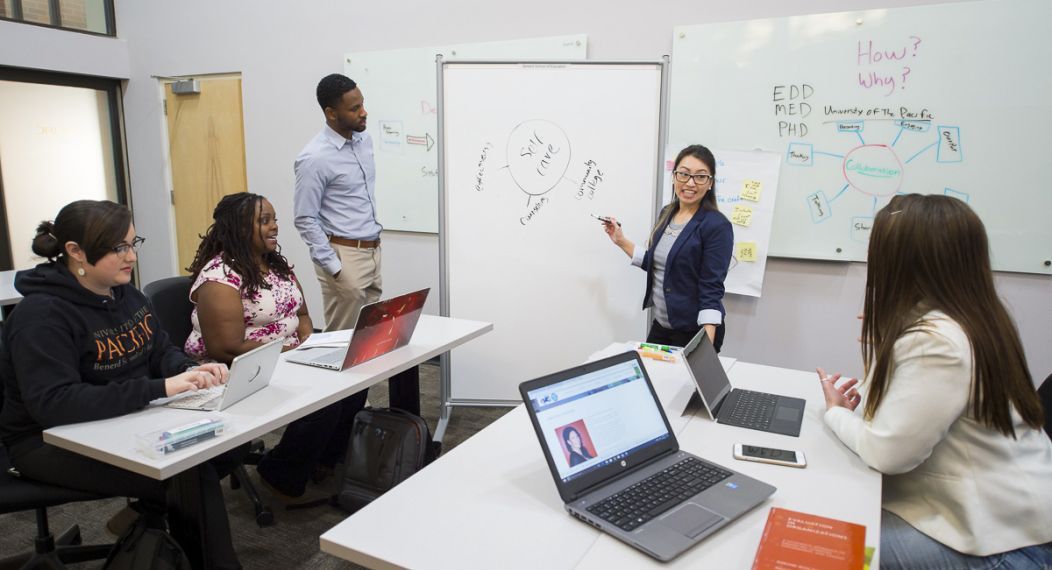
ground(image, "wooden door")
xmin=164 ymin=76 xmax=247 ymax=274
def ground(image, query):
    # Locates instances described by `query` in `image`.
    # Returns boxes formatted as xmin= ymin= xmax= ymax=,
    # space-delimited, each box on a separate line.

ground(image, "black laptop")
xmin=682 ymin=331 xmax=806 ymax=437
xmin=520 ymin=351 xmax=776 ymax=561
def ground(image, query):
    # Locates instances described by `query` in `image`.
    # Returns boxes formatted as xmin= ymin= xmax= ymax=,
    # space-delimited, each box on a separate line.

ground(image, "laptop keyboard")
xmin=169 ymin=386 xmax=225 ymax=409
xmin=585 ymin=457 xmax=733 ymax=532
xmin=723 ymin=390 xmax=778 ymax=430
xmin=314 ymin=349 xmax=345 ymax=365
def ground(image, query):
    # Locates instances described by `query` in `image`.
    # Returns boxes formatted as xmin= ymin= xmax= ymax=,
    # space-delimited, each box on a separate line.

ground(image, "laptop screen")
xmin=345 ymin=288 xmax=429 ymax=367
xmin=683 ymin=330 xmax=732 ymax=414
xmin=524 ymin=357 xmax=671 ymax=484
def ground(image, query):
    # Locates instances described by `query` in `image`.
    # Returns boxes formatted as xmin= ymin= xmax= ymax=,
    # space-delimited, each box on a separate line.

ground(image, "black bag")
xmin=104 ymin=514 xmax=191 ymax=570
xmin=336 ymin=407 xmax=440 ymax=513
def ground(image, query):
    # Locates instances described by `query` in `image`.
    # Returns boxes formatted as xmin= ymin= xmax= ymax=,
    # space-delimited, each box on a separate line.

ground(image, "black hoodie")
xmin=0 ymin=261 xmax=195 ymax=445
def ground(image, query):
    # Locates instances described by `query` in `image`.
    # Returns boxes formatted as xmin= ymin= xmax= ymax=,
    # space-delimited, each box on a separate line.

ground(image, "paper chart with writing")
xmin=662 ymin=148 xmax=780 ymax=297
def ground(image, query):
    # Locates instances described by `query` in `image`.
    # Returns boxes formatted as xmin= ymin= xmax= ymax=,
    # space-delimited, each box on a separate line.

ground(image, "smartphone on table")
xmin=733 ymin=443 xmax=806 ymax=468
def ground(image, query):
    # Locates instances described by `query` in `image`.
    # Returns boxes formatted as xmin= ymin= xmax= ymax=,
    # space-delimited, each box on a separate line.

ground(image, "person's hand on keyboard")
xmin=165 ymin=367 xmax=227 ymax=397
xmin=191 ymin=362 xmax=229 ymax=385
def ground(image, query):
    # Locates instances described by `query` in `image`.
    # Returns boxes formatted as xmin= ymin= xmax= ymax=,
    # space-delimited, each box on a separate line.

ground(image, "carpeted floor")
xmin=0 ymin=362 xmax=511 ymax=568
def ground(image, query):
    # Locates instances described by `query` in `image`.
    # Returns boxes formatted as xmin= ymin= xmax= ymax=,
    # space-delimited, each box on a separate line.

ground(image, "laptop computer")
xmin=520 ymin=351 xmax=776 ymax=562
xmin=165 ymin=338 xmax=283 ymax=411
xmin=285 ymin=288 xmax=429 ymax=371
xmin=682 ymin=330 xmax=806 ymax=437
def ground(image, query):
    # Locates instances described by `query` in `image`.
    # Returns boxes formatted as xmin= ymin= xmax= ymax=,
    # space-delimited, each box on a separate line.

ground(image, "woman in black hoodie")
xmin=0 ymin=200 xmax=243 ymax=568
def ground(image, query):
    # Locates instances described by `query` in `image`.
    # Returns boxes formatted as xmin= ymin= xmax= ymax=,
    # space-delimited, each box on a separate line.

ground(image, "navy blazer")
xmin=640 ymin=205 xmax=733 ymax=331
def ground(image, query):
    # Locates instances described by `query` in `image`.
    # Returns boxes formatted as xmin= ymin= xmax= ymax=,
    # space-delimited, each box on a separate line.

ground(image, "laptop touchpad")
xmin=659 ymin=504 xmax=724 ymax=538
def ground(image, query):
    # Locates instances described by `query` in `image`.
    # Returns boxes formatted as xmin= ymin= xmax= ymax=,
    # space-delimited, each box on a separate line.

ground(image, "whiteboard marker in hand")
xmin=591 ymin=213 xmax=621 ymax=227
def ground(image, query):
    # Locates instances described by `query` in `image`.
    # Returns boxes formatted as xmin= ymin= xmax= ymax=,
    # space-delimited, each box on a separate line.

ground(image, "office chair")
xmin=1039 ymin=373 xmax=1052 ymax=441
xmin=0 ymin=336 xmax=114 ymax=569
xmin=143 ymin=276 xmax=274 ymax=527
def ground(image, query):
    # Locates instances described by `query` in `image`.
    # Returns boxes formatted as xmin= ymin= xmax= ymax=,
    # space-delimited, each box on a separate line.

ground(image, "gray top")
xmin=649 ymin=222 xmax=685 ymax=328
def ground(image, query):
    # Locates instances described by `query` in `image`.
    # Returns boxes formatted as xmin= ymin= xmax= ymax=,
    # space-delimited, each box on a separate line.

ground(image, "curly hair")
xmin=186 ymin=193 xmax=293 ymax=295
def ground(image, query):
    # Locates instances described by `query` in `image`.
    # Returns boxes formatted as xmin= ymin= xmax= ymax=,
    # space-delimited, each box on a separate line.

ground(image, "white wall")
xmin=5 ymin=0 xmax=1049 ymax=383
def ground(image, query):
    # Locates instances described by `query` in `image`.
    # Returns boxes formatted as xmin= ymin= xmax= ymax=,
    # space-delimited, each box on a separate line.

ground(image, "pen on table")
xmin=637 ymin=350 xmax=676 ymax=363
xmin=639 ymin=342 xmax=674 ymax=353
xmin=591 ymin=213 xmax=621 ymax=227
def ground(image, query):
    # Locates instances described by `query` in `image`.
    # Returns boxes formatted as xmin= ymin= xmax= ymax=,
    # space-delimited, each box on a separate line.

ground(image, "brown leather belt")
xmin=329 ymin=236 xmax=380 ymax=248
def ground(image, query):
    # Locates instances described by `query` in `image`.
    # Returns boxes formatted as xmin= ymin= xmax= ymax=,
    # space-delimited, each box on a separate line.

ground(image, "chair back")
xmin=143 ymin=277 xmax=194 ymax=350
xmin=1039 ymin=374 xmax=1052 ymax=441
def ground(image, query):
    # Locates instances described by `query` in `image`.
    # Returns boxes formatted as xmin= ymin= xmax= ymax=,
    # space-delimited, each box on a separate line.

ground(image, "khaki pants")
xmin=312 ymin=242 xmax=421 ymax=415
xmin=314 ymin=243 xmax=382 ymax=332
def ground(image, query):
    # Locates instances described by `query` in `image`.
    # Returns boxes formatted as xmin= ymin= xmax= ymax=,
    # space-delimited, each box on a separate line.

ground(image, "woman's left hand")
xmin=817 ymin=367 xmax=861 ymax=411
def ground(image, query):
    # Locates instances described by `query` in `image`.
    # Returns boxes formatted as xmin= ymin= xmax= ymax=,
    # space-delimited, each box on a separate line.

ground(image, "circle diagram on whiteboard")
xmin=505 ymin=119 xmax=572 ymax=204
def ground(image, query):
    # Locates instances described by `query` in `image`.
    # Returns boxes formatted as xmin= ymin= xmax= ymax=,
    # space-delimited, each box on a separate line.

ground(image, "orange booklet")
xmin=752 ymin=507 xmax=866 ymax=570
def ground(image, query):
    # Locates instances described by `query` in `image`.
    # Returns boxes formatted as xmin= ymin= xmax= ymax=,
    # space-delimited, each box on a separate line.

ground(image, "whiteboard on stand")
xmin=441 ymin=61 xmax=666 ymax=402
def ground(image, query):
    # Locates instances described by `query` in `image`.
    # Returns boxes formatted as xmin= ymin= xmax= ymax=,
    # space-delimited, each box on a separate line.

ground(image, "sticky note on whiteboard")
xmin=736 ymin=242 xmax=757 ymax=262
xmin=740 ymin=180 xmax=763 ymax=201
xmin=731 ymin=205 xmax=754 ymax=227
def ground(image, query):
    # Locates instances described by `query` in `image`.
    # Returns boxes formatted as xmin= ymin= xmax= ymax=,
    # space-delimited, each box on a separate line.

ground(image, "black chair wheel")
xmin=255 ymin=507 xmax=274 ymax=527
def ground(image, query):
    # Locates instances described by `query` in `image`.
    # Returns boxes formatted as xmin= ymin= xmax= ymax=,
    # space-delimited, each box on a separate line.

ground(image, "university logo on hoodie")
xmin=92 ymin=305 xmax=155 ymax=372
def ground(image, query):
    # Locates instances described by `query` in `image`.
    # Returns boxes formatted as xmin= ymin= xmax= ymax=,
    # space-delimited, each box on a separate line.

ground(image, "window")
xmin=0 ymin=67 xmax=129 ymax=270
xmin=0 ymin=0 xmax=114 ymax=36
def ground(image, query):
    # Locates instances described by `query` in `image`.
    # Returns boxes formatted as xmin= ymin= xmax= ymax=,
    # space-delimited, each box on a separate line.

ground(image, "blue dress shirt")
xmin=293 ymin=126 xmax=383 ymax=275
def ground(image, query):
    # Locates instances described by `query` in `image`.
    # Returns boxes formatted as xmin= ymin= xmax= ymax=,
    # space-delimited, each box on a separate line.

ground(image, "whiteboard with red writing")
xmin=670 ymin=0 xmax=1052 ymax=274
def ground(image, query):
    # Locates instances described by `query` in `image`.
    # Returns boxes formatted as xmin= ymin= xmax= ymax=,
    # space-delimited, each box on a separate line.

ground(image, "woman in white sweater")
xmin=818 ymin=194 xmax=1052 ymax=569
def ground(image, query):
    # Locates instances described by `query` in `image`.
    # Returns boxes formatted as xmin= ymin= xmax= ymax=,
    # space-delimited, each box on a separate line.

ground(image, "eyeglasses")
xmin=673 ymin=171 xmax=713 ymax=185
xmin=112 ymin=236 xmax=146 ymax=256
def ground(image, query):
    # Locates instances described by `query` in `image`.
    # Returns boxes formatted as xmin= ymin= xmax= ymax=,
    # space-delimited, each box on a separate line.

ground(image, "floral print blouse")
xmin=184 ymin=254 xmax=304 ymax=361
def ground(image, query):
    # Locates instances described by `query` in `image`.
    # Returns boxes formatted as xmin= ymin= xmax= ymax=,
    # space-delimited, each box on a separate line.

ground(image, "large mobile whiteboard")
xmin=669 ymin=0 xmax=1052 ymax=274
xmin=345 ymin=35 xmax=587 ymax=233
xmin=442 ymin=62 xmax=666 ymax=402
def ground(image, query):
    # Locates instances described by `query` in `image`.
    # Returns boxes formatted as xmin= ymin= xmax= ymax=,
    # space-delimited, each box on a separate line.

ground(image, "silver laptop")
xmin=165 ymin=339 xmax=283 ymax=411
xmin=683 ymin=331 xmax=806 ymax=437
xmin=520 ymin=351 xmax=776 ymax=562
xmin=286 ymin=288 xmax=429 ymax=371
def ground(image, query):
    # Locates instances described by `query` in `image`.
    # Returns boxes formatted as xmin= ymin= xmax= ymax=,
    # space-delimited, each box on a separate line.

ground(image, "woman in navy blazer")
xmin=601 ymin=145 xmax=733 ymax=351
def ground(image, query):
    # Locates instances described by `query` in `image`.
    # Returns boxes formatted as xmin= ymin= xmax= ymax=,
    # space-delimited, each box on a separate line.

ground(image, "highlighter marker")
xmin=638 ymin=350 xmax=676 ymax=363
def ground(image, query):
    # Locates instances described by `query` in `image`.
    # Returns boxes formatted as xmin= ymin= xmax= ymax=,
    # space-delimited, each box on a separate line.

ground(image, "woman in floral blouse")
xmin=185 ymin=193 xmax=310 ymax=360
xmin=186 ymin=192 xmax=366 ymax=498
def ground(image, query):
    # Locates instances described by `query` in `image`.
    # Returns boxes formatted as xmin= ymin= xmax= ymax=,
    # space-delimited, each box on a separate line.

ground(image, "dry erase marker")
xmin=591 ymin=213 xmax=621 ymax=227
xmin=639 ymin=342 xmax=674 ymax=353
xmin=638 ymin=350 xmax=676 ymax=363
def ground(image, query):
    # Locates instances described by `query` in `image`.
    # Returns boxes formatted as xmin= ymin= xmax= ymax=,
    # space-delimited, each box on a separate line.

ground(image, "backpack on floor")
xmin=336 ymin=407 xmax=440 ymax=513
xmin=104 ymin=514 xmax=192 ymax=570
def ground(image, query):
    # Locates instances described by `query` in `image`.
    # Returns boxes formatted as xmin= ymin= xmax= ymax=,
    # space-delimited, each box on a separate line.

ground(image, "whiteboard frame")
xmin=435 ymin=59 xmax=670 ymax=440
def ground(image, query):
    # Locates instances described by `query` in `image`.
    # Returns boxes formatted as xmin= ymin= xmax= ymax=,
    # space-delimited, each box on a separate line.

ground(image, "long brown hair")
xmin=861 ymin=194 xmax=1042 ymax=436
xmin=648 ymin=145 xmax=722 ymax=247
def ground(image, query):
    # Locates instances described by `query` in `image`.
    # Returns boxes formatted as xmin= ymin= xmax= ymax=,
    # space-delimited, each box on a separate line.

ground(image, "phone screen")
xmin=742 ymin=445 xmax=797 ymax=462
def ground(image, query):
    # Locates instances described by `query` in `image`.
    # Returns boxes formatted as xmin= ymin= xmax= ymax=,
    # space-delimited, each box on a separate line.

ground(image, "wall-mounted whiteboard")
xmin=670 ymin=0 xmax=1052 ymax=274
xmin=442 ymin=61 xmax=666 ymax=402
xmin=345 ymin=35 xmax=587 ymax=233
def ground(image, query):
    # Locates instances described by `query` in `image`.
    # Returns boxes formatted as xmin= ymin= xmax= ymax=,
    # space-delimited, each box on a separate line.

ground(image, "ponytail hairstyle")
xmin=186 ymin=193 xmax=293 ymax=295
xmin=32 ymin=200 xmax=132 ymax=265
xmin=648 ymin=144 xmax=721 ymax=247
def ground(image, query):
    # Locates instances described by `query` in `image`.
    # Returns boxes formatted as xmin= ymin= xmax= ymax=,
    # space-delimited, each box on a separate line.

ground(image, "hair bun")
xmin=31 ymin=220 xmax=62 ymax=259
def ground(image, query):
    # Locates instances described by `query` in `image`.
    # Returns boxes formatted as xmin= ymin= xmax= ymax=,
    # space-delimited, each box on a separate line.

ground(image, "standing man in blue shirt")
xmin=293 ymin=74 xmax=421 ymax=463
